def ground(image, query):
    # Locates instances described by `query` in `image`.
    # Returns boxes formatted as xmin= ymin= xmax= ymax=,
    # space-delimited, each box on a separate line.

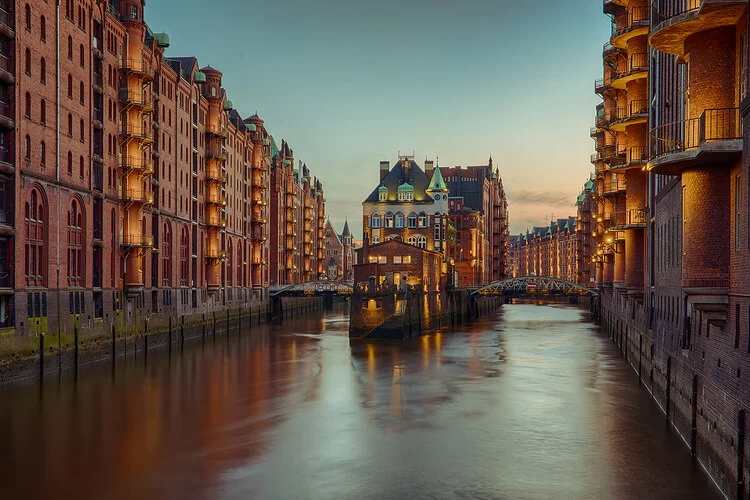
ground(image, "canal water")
xmin=0 ymin=303 xmax=720 ymax=499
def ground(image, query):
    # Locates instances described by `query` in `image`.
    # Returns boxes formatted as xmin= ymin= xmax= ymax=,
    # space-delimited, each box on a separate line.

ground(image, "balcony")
xmin=121 ymin=234 xmax=153 ymax=248
xmin=93 ymin=72 xmax=103 ymax=92
xmin=250 ymin=227 xmax=265 ymax=241
xmin=603 ymin=0 xmax=625 ymax=15
xmin=206 ymin=147 xmax=227 ymax=160
xmin=0 ymin=101 xmax=12 ymax=131
xmin=602 ymin=41 xmax=623 ymax=61
xmin=602 ymin=177 xmax=627 ymax=195
xmin=206 ymin=215 xmax=227 ymax=228
xmin=251 ymin=212 xmax=266 ymax=224
xmin=120 ymin=57 xmax=153 ymax=80
xmin=206 ymin=249 xmax=227 ymax=260
xmin=120 ymin=156 xmax=153 ymax=174
xmin=0 ymin=53 xmax=14 ymax=85
xmin=594 ymin=76 xmax=613 ymax=95
xmin=609 ymin=209 xmax=648 ymax=229
xmin=206 ymin=124 xmax=228 ymax=138
xmin=650 ymin=0 xmax=746 ymax=56
xmin=206 ymin=191 xmax=227 ymax=206
xmin=120 ymin=124 xmax=152 ymax=142
xmin=0 ymin=5 xmax=13 ymax=39
xmin=649 ymin=107 xmax=742 ymax=174
xmin=611 ymin=53 xmax=649 ymax=89
xmin=0 ymin=208 xmax=13 ymax=236
xmin=119 ymin=88 xmax=153 ymax=112
xmin=93 ymin=166 xmax=103 ymax=193
xmin=611 ymin=6 xmax=649 ymax=48
xmin=122 ymin=188 xmax=154 ymax=205
xmin=0 ymin=146 xmax=12 ymax=175
xmin=608 ymin=99 xmax=648 ymax=131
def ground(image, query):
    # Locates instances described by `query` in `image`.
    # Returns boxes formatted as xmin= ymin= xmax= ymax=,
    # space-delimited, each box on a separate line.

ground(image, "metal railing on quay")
xmin=650 ymin=107 xmax=742 ymax=158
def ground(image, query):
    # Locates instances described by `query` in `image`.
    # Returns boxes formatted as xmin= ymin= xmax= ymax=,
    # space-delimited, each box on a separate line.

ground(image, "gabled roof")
xmin=166 ymin=56 xmax=198 ymax=81
xmin=364 ymin=159 xmax=432 ymax=203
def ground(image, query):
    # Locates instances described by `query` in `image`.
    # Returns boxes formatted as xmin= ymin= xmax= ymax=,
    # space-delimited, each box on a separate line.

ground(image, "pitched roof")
xmin=426 ymin=167 xmax=448 ymax=192
xmin=363 ymin=159 xmax=433 ymax=203
xmin=342 ymin=219 xmax=351 ymax=237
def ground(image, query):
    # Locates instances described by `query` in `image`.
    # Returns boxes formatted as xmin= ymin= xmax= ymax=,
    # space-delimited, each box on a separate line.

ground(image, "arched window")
xmin=395 ymin=212 xmax=405 ymax=228
xmin=79 ymin=81 xmax=84 ymax=104
xmin=24 ymin=48 xmax=31 ymax=75
xmin=23 ymin=135 xmax=30 ymax=161
xmin=67 ymin=151 xmax=72 ymax=174
xmin=24 ymin=4 xmax=31 ymax=31
xmin=40 ymin=99 xmax=46 ymax=124
xmin=24 ymin=93 xmax=31 ymax=118
xmin=110 ymin=209 xmax=116 ymax=286
xmin=40 ymin=15 xmax=45 ymax=41
xmin=25 ymin=189 xmax=46 ymax=286
xmin=180 ymin=228 xmax=188 ymax=286
xmin=130 ymin=5 xmax=138 ymax=20
xmin=40 ymin=57 xmax=46 ymax=83
xmin=384 ymin=212 xmax=394 ymax=228
xmin=79 ymin=119 xmax=84 ymax=141
xmin=67 ymin=36 xmax=72 ymax=60
xmin=67 ymin=199 xmax=83 ymax=285
xmin=162 ymin=223 xmax=172 ymax=286
xmin=407 ymin=236 xmax=417 ymax=246
xmin=79 ymin=44 xmax=84 ymax=68
xmin=370 ymin=213 xmax=381 ymax=228
xmin=227 ymin=239 xmax=233 ymax=286
xmin=67 ymin=74 xmax=72 ymax=98
xmin=408 ymin=212 xmax=417 ymax=228
xmin=67 ymin=113 xmax=72 ymax=136
xmin=418 ymin=212 xmax=428 ymax=228
xmin=372 ymin=237 xmax=380 ymax=245
xmin=417 ymin=236 xmax=427 ymax=249
xmin=79 ymin=156 xmax=84 ymax=178
xmin=39 ymin=141 xmax=45 ymax=167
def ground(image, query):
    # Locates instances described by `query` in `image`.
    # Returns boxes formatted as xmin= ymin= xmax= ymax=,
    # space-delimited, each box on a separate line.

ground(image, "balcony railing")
xmin=206 ymin=249 xmax=227 ymax=260
xmin=0 ymin=5 xmax=13 ymax=35
xmin=119 ymin=88 xmax=152 ymax=108
xmin=206 ymin=148 xmax=227 ymax=160
xmin=120 ymin=57 xmax=151 ymax=75
xmin=122 ymin=189 xmax=153 ymax=204
xmin=206 ymin=216 xmax=227 ymax=228
xmin=611 ymin=100 xmax=648 ymax=124
xmin=627 ymin=146 xmax=649 ymax=164
xmin=206 ymin=168 xmax=227 ymax=183
xmin=598 ymin=145 xmax=627 ymax=166
xmin=650 ymin=107 xmax=742 ymax=159
xmin=0 ymin=53 xmax=13 ymax=74
xmin=206 ymin=191 xmax=227 ymax=205
xmin=627 ymin=208 xmax=648 ymax=225
xmin=120 ymin=156 xmax=153 ymax=173
xmin=602 ymin=178 xmax=627 ymax=194
xmin=120 ymin=124 xmax=151 ymax=140
xmin=629 ymin=52 xmax=649 ymax=72
xmin=652 ymin=0 xmax=702 ymax=24
xmin=612 ymin=6 xmax=649 ymax=38
xmin=121 ymin=234 xmax=153 ymax=248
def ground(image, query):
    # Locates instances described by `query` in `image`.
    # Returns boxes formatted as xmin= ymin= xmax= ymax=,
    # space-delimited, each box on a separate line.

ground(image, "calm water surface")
xmin=0 ymin=303 xmax=720 ymax=499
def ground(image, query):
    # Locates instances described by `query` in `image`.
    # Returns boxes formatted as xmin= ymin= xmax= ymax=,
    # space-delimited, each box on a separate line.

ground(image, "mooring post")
xmin=180 ymin=321 xmax=184 ymax=350
xmin=111 ymin=324 xmax=116 ymax=376
xmin=168 ymin=316 xmax=172 ymax=358
xmin=202 ymin=313 xmax=206 ymax=345
xmin=144 ymin=318 xmax=149 ymax=363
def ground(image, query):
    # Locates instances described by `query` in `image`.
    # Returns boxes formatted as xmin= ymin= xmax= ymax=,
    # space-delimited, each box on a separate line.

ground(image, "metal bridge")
xmin=471 ymin=276 xmax=598 ymax=297
xmin=270 ymin=280 xmax=354 ymax=297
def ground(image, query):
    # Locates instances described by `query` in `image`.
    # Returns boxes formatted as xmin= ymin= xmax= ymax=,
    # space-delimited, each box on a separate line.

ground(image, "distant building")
xmin=323 ymin=219 xmax=356 ymax=280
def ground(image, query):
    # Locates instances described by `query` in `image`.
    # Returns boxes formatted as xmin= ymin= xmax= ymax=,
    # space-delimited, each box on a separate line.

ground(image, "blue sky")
xmin=146 ymin=0 xmax=609 ymax=237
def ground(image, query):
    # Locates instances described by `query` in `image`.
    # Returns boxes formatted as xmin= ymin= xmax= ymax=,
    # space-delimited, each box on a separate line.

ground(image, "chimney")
xmin=424 ymin=160 xmax=434 ymax=178
xmin=379 ymin=161 xmax=390 ymax=181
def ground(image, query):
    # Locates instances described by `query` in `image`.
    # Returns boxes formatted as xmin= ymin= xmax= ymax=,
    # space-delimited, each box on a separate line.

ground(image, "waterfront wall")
xmin=599 ymin=290 xmax=747 ymax=499
xmin=0 ymin=297 xmax=323 ymax=386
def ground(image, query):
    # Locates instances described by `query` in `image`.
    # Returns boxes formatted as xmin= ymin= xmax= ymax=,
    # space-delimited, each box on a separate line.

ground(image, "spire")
xmin=342 ymin=218 xmax=351 ymax=237
xmin=426 ymin=165 xmax=449 ymax=193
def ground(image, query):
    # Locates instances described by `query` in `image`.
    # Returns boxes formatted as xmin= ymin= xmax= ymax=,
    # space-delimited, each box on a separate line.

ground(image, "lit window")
xmin=370 ymin=213 xmax=380 ymax=228
xmin=408 ymin=212 xmax=417 ymax=228
xmin=395 ymin=212 xmax=404 ymax=228
xmin=384 ymin=212 xmax=394 ymax=228
xmin=403 ymin=256 xmax=412 ymax=264
xmin=394 ymin=256 xmax=402 ymax=264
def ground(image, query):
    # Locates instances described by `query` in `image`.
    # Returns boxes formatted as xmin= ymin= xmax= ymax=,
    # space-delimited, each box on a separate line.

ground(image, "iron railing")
xmin=627 ymin=146 xmax=649 ymax=164
xmin=603 ymin=177 xmax=627 ymax=194
xmin=119 ymin=88 xmax=152 ymax=107
xmin=120 ymin=124 xmax=151 ymax=139
xmin=121 ymin=234 xmax=153 ymax=247
xmin=652 ymin=0 xmax=703 ymax=25
xmin=612 ymin=6 xmax=650 ymax=37
xmin=650 ymin=107 xmax=742 ymax=158
xmin=122 ymin=189 xmax=153 ymax=204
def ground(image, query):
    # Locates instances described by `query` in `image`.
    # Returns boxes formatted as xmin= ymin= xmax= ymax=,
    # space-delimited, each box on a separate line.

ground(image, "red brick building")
xmin=3 ymin=0 xmax=328 ymax=342
xmin=323 ymin=219 xmax=356 ymax=280
xmin=355 ymin=238 xmax=445 ymax=293
xmin=589 ymin=1 xmax=750 ymax=496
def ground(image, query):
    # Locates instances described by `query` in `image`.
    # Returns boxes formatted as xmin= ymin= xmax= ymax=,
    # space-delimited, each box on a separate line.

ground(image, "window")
xmin=25 ymin=190 xmax=46 ymax=286
xmin=25 ymin=48 xmax=31 ymax=75
xmin=24 ymin=93 xmax=31 ymax=118
xmin=408 ymin=212 xmax=417 ymax=228
xmin=395 ymin=212 xmax=404 ymax=228
xmin=67 ymin=36 xmax=72 ymax=60
xmin=67 ymin=151 xmax=72 ymax=174
xmin=65 ymin=0 xmax=72 ymax=19
xmin=67 ymin=74 xmax=73 ymax=98
xmin=372 ymin=236 xmax=380 ymax=244
xmin=79 ymin=156 xmax=84 ymax=178
xmin=394 ymin=256 xmax=402 ymax=264
xmin=80 ymin=119 xmax=85 ymax=142
xmin=403 ymin=255 xmax=412 ymax=264
xmin=384 ymin=212 xmax=394 ymax=228
xmin=67 ymin=200 xmax=83 ymax=286
xmin=24 ymin=4 xmax=31 ymax=31
xmin=379 ymin=189 xmax=387 ymax=202
xmin=79 ymin=44 xmax=84 ymax=68
xmin=417 ymin=236 xmax=427 ymax=249
xmin=180 ymin=228 xmax=188 ymax=286
xmin=371 ymin=213 xmax=381 ymax=228
xmin=79 ymin=81 xmax=84 ymax=105
xmin=67 ymin=113 xmax=72 ymax=136
xmin=40 ymin=15 xmax=45 ymax=41
xmin=40 ymin=57 xmax=46 ymax=83
xmin=130 ymin=5 xmax=138 ymax=20
xmin=418 ymin=212 xmax=428 ymax=228
xmin=39 ymin=141 xmax=45 ymax=166
xmin=23 ymin=135 xmax=30 ymax=161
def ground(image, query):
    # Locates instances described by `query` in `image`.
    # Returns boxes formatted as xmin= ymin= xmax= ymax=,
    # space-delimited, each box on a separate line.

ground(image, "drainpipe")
xmin=56 ymin=1 xmax=61 ymax=336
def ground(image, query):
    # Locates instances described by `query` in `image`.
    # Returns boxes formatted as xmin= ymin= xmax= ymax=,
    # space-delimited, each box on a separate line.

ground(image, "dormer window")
xmin=130 ymin=5 xmax=138 ymax=20
xmin=379 ymin=191 xmax=386 ymax=202
xmin=397 ymin=183 xmax=414 ymax=202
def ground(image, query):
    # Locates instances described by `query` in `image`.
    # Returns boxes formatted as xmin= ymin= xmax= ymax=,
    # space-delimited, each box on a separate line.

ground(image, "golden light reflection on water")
xmin=390 ymin=363 xmax=406 ymax=417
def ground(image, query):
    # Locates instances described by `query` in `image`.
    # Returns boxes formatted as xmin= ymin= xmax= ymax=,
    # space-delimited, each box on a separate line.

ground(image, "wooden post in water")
xmin=111 ymin=324 xmax=116 ymax=376
xmin=180 ymin=320 xmax=184 ymax=350
xmin=74 ymin=325 xmax=79 ymax=380
xmin=168 ymin=316 xmax=172 ymax=358
xmin=39 ymin=333 xmax=44 ymax=385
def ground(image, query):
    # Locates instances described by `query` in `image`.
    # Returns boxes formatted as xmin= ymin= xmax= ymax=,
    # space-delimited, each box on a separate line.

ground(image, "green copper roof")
xmin=246 ymin=123 xmax=257 ymax=132
xmin=284 ymin=160 xmax=291 ymax=167
xmin=153 ymin=32 xmax=170 ymax=47
xmin=397 ymin=183 xmax=414 ymax=192
xmin=223 ymin=100 xmax=233 ymax=110
xmin=270 ymin=137 xmax=279 ymax=157
xmin=426 ymin=166 xmax=448 ymax=192
xmin=378 ymin=185 xmax=388 ymax=192
xmin=194 ymin=71 xmax=206 ymax=83
xmin=585 ymin=179 xmax=596 ymax=191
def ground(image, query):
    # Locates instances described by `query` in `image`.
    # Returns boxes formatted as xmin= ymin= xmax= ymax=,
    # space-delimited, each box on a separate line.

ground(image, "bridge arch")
xmin=471 ymin=276 xmax=599 ymax=297
xmin=271 ymin=280 xmax=354 ymax=297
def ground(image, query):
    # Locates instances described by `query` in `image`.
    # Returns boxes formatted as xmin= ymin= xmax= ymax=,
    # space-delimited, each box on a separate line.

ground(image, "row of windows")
xmin=371 ymin=212 xmax=431 ymax=229
xmin=367 ymin=255 xmax=413 ymax=264
xmin=371 ymin=235 xmax=428 ymax=249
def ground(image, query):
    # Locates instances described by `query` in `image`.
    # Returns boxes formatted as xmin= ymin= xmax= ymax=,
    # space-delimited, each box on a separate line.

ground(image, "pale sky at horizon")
xmin=146 ymin=0 xmax=609 ymax=238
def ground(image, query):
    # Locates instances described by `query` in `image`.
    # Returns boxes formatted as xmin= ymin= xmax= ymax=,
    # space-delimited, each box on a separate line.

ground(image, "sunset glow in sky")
xmin=147 ymin=0 xmax=609 ymax=237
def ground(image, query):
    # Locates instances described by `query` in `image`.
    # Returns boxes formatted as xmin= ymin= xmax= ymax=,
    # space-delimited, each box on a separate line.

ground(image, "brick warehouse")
xmin=1 ymin=0 xmax=329 ymax=350
xmin=590 ymin=0 xmax=750 ymax=497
